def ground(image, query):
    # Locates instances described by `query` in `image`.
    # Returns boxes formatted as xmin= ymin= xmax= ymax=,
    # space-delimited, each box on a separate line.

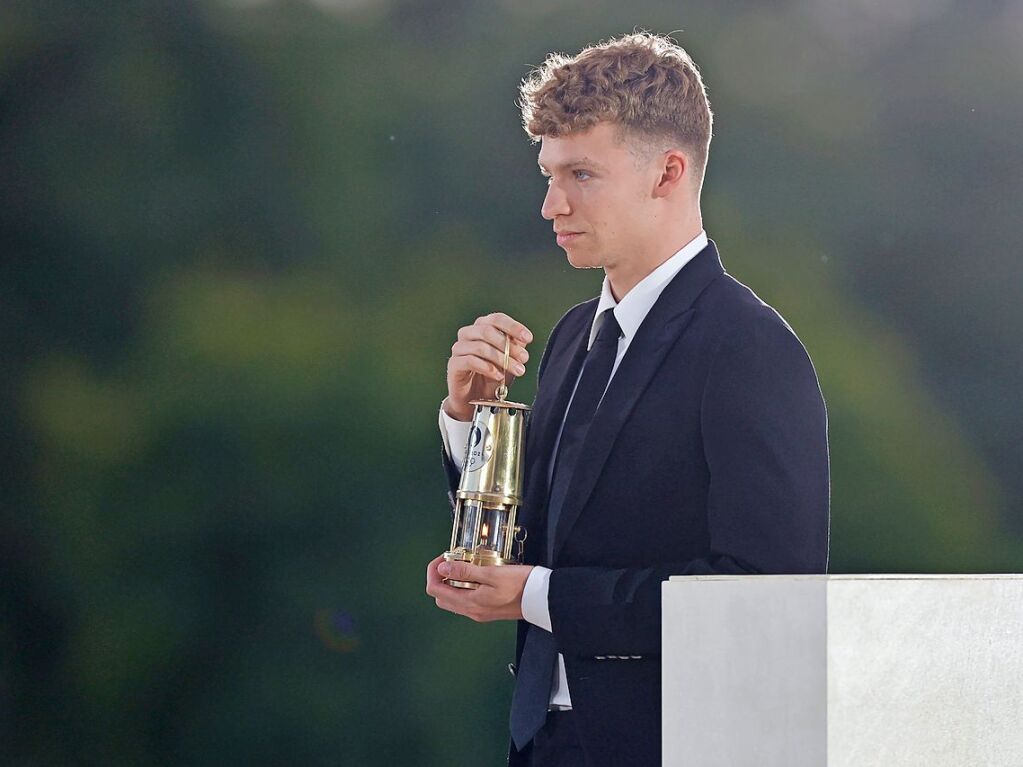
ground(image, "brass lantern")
xmin=444 ymin=339 xmax=530 ymax=589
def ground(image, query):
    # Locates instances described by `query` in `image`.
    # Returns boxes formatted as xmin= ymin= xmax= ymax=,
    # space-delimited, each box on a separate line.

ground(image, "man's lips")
xmin=556 ymin=231 xmax=584 ymax=245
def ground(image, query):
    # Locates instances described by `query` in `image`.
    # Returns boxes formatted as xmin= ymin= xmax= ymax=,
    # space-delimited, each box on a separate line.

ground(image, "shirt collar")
xmin=587 ymin=230 xmax=709 ymax=349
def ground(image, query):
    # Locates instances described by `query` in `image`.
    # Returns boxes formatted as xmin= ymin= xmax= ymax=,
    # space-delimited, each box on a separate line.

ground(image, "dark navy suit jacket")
xmin=443 ymin=241 xmax=830 ymax=767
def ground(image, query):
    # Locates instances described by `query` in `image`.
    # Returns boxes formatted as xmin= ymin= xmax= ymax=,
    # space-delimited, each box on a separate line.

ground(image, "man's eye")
xmin=573 ymin=170 xmax=591 ymax=180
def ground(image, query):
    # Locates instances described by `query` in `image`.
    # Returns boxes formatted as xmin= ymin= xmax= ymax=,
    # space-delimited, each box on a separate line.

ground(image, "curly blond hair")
xmin=518 ymin=32 xmax=713 ymax=183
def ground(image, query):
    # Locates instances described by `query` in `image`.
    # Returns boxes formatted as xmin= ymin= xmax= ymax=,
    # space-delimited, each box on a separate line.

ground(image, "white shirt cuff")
xmin=438 ymin=399 xmax=473 ymax=472
xmin=520 ymin=565 xmax=553 ymax=632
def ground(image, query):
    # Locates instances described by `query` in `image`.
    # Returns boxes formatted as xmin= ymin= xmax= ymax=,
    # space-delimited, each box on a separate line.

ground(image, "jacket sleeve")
xmin=547 ymin=313 xmax=831 ymax=657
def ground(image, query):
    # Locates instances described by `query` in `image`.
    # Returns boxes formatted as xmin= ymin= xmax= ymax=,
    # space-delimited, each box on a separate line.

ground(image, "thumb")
xmin=439 ymin=560 xmax=489 ymax=584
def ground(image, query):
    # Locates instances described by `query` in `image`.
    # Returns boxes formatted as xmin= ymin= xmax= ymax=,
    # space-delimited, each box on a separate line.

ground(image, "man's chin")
xmin=564 ymin=249 xmax=602 ymax=269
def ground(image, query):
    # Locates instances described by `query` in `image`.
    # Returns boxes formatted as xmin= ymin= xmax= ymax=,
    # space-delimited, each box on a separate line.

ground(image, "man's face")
xmin=538 ymin=121 xmax=659 ymax=271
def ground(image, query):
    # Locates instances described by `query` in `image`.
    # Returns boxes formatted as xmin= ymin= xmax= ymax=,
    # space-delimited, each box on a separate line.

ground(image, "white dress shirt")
xmin=439 ymin=230 xmax=709 ymax=708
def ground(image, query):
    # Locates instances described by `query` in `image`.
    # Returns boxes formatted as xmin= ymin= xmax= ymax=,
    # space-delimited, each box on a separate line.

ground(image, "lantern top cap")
xmin=469 ymin=398 xmax=532 ymax=412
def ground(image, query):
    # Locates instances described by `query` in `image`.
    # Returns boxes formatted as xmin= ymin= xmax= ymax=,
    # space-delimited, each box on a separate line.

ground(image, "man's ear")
xmin=652 ymin=149 xmax=688 ymax=198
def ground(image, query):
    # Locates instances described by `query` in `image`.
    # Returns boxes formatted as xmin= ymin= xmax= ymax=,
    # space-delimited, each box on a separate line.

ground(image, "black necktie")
xmin=509 ymin=308 xmax=622 ymax=752
xmin=546 ymin=308 xmax=622 ymax=561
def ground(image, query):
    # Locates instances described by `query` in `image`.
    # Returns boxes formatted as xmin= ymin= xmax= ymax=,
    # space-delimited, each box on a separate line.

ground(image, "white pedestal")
xmin=662 ymin=574 xmax=1023 ymax=767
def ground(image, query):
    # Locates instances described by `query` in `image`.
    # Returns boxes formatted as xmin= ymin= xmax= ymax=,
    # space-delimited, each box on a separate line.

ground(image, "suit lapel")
xmin=551 ymin=241 xmax=726 ymax=562
xmin=519 ymin=304 xmax=593 ymax=563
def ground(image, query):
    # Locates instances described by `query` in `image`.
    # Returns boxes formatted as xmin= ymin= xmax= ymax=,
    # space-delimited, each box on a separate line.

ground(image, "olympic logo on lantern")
xmin=465 ymin=423 xmax=493 ymax=472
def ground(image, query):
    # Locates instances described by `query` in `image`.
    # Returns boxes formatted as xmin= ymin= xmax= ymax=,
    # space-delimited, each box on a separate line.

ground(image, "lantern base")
xmin=442 ymin=549 xmax=479 ymax=589
xmin=442 ymin=548 xmax=518 ymax=589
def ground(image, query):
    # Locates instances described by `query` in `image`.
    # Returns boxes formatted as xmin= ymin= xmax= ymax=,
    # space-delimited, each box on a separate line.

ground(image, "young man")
xmin=426 ymin=33 xmax=829 ymax=767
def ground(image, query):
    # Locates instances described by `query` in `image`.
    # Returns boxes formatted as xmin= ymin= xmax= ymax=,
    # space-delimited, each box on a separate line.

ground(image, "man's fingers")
xmin=476 ymin=312 xmax=533 ymax=345
xmin=458 ymin=323 xmax=530 ymax=364
xmin=450 ymin=354 xmax=504 ymax=383
xmin=438 ymin=559 xmax=491 ymax=586
xmin=450 ymin=341 xmax=526 ymax=378
xmin=450 ymin=340 xmax=505 ymax=371
xmin=425 ymin=554 xmax=447 ymax=594
xmin=427 ymin=555 xmax=488 ymax=593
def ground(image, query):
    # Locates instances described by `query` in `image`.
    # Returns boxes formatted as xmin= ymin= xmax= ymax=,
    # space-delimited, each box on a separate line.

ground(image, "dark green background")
xmin=3 ymin=1 xmax=1021 ymax=764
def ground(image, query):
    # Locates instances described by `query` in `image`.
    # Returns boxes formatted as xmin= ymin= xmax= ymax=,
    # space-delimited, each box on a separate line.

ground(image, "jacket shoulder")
xmin=698 ymin=274 xmax=822 ymax=400
xmin=701 ymin=272 xmax=804 ymax=343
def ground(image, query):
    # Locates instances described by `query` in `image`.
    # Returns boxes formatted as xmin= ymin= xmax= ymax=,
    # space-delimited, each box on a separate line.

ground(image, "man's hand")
xmin=445 ymin=313 xmax=533 ymax=422
xmin=425 ymin=554 xmax=534 ymax=622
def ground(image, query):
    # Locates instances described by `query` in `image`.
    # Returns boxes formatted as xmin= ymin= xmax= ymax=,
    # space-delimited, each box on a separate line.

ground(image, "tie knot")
xmin=595 ymin=310 xmax=621 ymax=346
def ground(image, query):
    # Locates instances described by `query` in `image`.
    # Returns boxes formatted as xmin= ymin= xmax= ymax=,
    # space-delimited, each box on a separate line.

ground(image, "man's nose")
xmin=541 ymin=182 xmax=570 ymax=220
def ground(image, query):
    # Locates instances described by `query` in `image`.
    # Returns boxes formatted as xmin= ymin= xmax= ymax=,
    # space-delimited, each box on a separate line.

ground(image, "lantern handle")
xmin=496 ymin=333 xmax=510 ymax=401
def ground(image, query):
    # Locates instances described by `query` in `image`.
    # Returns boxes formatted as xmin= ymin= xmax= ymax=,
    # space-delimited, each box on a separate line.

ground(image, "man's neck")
xmin=606 ymin=220 xmax=704 ymax=301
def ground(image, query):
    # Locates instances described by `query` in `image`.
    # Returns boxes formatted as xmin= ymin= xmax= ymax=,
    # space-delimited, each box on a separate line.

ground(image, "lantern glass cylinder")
xmin=449 ymin=499 xmax=515 ymax=562
xmin=480 ymin=505 xmax=511 ymax=557
xmin=454 ymin=498 xmax=482 ymax=552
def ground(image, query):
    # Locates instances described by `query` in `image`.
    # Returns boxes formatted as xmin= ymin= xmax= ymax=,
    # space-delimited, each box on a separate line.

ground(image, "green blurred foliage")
xmin=2 ymin=0 xmax=1022 ymax=764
